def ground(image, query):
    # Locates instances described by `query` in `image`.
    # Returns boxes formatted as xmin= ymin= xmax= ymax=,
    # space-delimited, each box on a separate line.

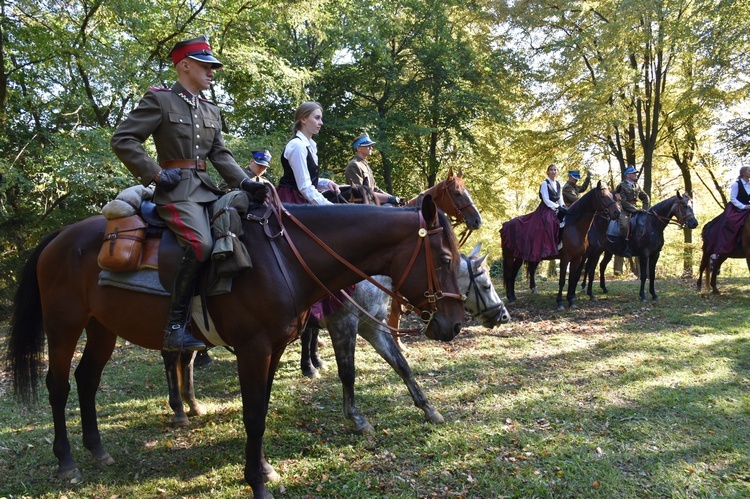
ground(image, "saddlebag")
xmin=98 ymin=215 xmax=147 ymax=271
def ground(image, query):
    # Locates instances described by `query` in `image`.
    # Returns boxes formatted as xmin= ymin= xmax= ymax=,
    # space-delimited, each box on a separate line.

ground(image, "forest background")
xmin=0 ymin=0 xmax=749 ymax=313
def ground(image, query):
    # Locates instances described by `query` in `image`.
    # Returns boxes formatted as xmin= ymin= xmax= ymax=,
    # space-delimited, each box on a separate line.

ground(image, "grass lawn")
xmin=1 ymin=274 xmax=750 ymax=498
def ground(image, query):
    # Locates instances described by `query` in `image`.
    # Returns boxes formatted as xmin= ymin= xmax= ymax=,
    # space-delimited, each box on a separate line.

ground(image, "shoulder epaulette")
xmin=150 ymin=86 xmax=171 ymax=92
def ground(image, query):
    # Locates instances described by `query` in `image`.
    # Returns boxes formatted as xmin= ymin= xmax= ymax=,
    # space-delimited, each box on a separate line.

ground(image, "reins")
xmin=246 ymin=186 xmax=463 ymax=335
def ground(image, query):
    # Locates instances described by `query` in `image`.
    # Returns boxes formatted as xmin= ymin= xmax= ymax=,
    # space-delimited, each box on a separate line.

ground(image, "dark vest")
xmin=736 ymin=180 xmax=750 ymax=205
xmin=539 ymin=179 xmax=561 ymax=203
xmin=278 ymin=136 xmax=319 ymax=191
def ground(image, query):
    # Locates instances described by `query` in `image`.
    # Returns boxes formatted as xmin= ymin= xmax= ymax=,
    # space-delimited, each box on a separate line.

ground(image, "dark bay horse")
xmin=501 ymin=182 xmax=620 ymax=310
xmin=6 ymin=198 xmax=465 ymax=499
xmin=301 ymin=166 xmax=483 ymax=371
xmin=583 ymin=191 xmax=699 ymax=302
xmin=696 ymin=212 xmax=750 ymax=294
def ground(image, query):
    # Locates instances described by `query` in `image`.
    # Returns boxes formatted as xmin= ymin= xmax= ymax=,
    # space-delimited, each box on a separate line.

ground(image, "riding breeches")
xmin=157 ymin=201 xmax=213 ymax=262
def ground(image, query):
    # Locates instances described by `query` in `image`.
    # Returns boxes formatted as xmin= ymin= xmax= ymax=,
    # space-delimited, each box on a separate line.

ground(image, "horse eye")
xmin=440 ymin=257 xmax=451 ymax=267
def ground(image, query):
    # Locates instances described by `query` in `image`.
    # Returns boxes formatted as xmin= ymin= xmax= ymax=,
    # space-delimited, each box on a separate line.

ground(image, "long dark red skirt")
xmin=703 ymin=203 xmax=749 ymax=256
xmin=500 ymin=202 xmax=560 ymax=262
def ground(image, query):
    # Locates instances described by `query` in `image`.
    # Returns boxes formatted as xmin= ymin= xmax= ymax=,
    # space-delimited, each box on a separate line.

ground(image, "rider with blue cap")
xmin=612 ymin=165 xmax=650 ymax=257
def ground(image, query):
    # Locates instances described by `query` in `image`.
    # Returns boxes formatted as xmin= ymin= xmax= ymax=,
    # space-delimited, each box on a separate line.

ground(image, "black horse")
xmin=582 ymin=191 xmax=699 ymax=302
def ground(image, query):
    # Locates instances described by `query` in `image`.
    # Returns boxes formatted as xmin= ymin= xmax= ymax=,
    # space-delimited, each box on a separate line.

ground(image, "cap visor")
xmin=187 ymin=54 xmax=223 ymax=69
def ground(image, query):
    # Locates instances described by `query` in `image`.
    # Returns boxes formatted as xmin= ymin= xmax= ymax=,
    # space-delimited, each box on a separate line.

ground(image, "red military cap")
xmin=168 ymin=35 xmax=223 ymax=69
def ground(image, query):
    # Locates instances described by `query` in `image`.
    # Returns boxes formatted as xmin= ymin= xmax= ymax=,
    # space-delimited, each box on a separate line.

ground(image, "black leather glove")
xmin=241 ymin=178 xmax=269 ymax=205
xmin=156 ymin=168 xmax=181 ymax=192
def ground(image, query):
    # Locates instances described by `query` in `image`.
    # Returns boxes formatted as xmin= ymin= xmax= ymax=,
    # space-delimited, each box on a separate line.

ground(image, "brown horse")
xmin=697 ymin=212 xmax=750 ymax=294
xmin=501 ymin=182 xmax=620 ymax=310
xmin=6 ymin=197 xmax=464 ymax=499
xmin=301 ymin=166 xmax=483 ymax=366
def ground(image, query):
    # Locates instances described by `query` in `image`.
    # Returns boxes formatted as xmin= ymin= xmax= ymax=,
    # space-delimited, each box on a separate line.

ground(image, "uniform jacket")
xmin=616 ymin=180 xmax=650 ymax=214
xmin=110 ymin=82 xmax=247 ymax=205
xmin=562 ymin=175 xmax=591 ymax=206
xmin=344 ymin=155 xmax=384 ymax=193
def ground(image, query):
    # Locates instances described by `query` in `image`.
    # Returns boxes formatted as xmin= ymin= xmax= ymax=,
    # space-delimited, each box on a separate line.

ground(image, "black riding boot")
xmin=163 ymin=247 xmax=206 ymax=352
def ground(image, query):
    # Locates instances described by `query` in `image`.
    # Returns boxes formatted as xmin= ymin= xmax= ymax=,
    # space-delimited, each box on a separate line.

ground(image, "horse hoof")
xmin=312 ymin=358 xmax=326 ymax=371
xmin=57 ymin=466 xmax=82 ymax=481
xmin=589 ymin=295 xmax=597 ymax=302
xmin=188 ymin=404 xmax=205 ymax=417
xmin=301 ymin=366 xmax=320 ymax=379
xmin=424 ymin=406 xmax=445 ymax=425
xmin=601 ymin=288 xmax=608 ymax=294
xmin=640 ymin=297 xmax=647 ymax=303
xmin=263 ymin=468 xmax=281 ymax=483
xmin=172 ymin=414 xmax=190 ymax=427
xmin=556 ymin=304 xmax=565 ymax=312
xmin=93 ymin=451 xmax=115 ymax=467
xmin=569 ymin=303 xmax=578 ymax=310
xmin=531 ymin=287 xmax=538 ymax=294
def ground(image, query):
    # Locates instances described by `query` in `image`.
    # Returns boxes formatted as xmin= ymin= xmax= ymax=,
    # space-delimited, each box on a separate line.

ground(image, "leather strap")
xmin=160 ymin=159 xmax=207 ymax=171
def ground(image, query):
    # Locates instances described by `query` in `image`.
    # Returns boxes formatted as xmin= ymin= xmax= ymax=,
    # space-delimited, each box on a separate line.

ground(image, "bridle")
xmin=461 ymin=254 xmax=504 ymax=321
xmin=643 ymin=196 xmax=692 ymax=229
xmin=426 ymin=177 xmax=479 ymax=247
xmin=594 ymin=187 xmax=619 ymax=218
xmin=247 ymin=188 xmax=463 ymax=334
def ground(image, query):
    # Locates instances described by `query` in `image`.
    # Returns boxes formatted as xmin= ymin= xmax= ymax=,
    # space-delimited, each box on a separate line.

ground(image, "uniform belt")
xmin=160 ymin=159 xmax=207 ymax=171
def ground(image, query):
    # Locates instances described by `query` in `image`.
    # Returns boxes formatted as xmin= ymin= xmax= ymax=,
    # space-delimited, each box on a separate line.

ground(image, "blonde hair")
xmin=292 ymin=101 xmax=323 ymax=136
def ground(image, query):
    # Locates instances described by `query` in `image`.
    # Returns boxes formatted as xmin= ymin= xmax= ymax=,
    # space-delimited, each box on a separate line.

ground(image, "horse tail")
xmin=6 ymin=230 xmax=61 ymax=404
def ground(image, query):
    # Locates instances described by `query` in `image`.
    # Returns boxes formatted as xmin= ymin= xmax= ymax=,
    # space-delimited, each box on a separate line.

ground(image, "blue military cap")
xmin=352 ymin=133 xmax=376 ymax=150
xmin=623 ymin=165 xmax=637 ymax=175
xmin=568 ymin=170 xmax=581 ymax=180
xmin=251 ymin=150 xmax=271 ymax=167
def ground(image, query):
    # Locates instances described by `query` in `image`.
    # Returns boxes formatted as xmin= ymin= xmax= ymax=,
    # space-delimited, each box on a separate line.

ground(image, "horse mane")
xmin=564 ymin=186 xmax=603 ymax=226
xmin=650 ymin=194 xmax=678 ymax=213
xmin=277 ymin=203 xmax=460 ymax=272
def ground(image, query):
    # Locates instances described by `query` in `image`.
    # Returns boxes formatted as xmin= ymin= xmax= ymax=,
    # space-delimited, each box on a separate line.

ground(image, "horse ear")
xmin=456 ymin=166 xmax=463 ymax=178
xmin=476 ymin=254 xmax=488 ymax=267
xmin=676 ymin=189 xmax=681 ymax=198
xmin=597 ymin=180 xmax=602 ymax=189
xmin=421 ymin=194 xmax=438 ymax=225
xmin=469 ymin=242 xmax=482 ymax=258
xmin=447 ymin=165 xmax=455 ymax=178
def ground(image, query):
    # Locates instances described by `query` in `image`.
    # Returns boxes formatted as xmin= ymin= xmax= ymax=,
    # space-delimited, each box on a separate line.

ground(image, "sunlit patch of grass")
xmin=2 ymin=277 xmax=750 ymax=496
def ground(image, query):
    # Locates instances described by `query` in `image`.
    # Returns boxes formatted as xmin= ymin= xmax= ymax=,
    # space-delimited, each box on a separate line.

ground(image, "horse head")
xmin=461 ymin=243 xmax=510 ymax=327
xmin=594 ymin=180 xmax=621 ymax=220
xmin=394 ymin=194 xmax=464 ymax=342
xmin=410 ymin=169 xmax=482 ymax=231
xmin=671 ymin=190 xmax=699 ymax=229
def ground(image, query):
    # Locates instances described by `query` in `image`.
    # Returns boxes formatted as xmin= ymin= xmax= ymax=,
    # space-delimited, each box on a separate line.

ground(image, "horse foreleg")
xmin=638 ymin=254 xmax=649 ymax=302
xmin=599 ymin=252 xmax=612 ymax=294
xmin=300 ymin=327 xmax=322 ymax=379
xmin=585 ymin=253 xmax=599 ymax=300
xmin=648 ymin=253 xmax=659 ymax=300
xmin=502 ymin=251 xmax=517 ymax=303
xmin=364 ymin=324 xmax=443 ymax=425
xmin=567 ymin=257 xmax=585 ymax=308
xmin=162 ymin=350 xmax=190 ymax=427
xmin=327 ymin=315 xmax=374 ymax=434
xmin=556 ymin=261 xmax=567 ymax=311
xmin=528 ymin=261 xmax=539 ymax=294
xmin=237 ymin=345 xmax=279 ymax=498
xmin=74 ymin=320 xmax=117 ymax=469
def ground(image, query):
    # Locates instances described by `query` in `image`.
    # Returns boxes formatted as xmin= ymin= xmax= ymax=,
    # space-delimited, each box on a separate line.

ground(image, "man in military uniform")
xmin=344 ymin=133 xmax=402 ymax=205
xmin=562 ymin=170 xmax=591 ymax=206
xmin=613 ymin=165 xmax=650 ymax=256
xmin=111 ymin=35 xmax=266 ymax=352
